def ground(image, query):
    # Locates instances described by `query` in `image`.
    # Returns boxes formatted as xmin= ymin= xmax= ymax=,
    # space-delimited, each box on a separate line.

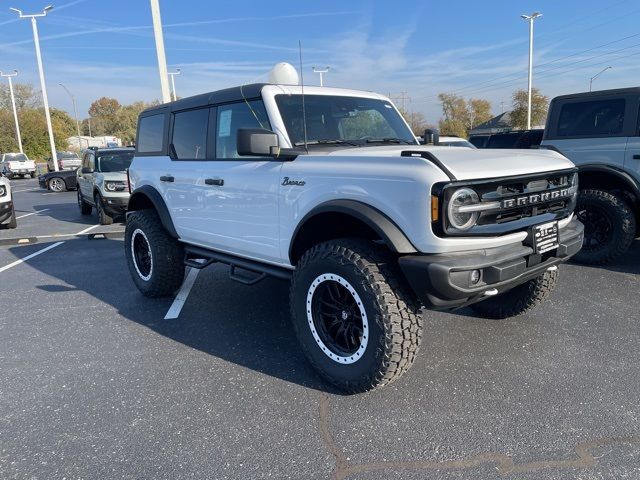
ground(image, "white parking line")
xmin=11 ymin=188 xmax=41 ymax=193
xmin=0 ymin=224 xmax=99 ymax=274
xmin=15 ymin=208 xmax=49 ymax=219
xmin=164 ymin=267 xmax=200 ymax=320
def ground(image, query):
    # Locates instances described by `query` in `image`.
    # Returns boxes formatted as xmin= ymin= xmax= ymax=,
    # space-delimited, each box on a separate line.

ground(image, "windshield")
xmin=97 ymin=152 xmax=134 ymax=172
xmin=275 ymin=94 xmax=417 ymax=147
xmin=58 ymin=152 xmax=79 ymax=159
xmin=5 ymin=153 xmax=28 ymax=161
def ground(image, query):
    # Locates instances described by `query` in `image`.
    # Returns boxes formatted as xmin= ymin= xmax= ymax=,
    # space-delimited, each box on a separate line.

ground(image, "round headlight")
xmin=104 ymin=182 xmax=116 ymax=192
xmin=447 ymin=187 xmax=480 ymax=231
xmin=0 ymin=185 xmax=5 ymax=197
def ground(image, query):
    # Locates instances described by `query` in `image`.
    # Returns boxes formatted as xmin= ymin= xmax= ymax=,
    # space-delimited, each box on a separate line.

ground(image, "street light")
xmin=312 ymin=66 xmax=330 ymax=87
xmin=149 ymin=0 xmax=171 ymax=103
xmin=590 ymin=66 xmax=612 ymax=92
xmin=0 ymin=70 xmax=23 ymax=154
xmin=10 ymin=4 xmax=59 ymax=171
xmin=521 ymin=11 xmax=542 ymax=130
xmin=59 ymin=83 xmax=83 ymax=150
xmin=168 ymin=68 xmax=181 ymax=101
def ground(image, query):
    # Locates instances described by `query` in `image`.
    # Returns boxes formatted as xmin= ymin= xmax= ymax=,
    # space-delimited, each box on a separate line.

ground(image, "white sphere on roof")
xmin=268 ymin=63 xmax=299 ymax=85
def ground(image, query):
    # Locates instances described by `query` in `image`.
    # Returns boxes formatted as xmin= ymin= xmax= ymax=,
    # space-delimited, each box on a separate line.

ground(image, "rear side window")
xmin=171 ymin=108 xmax=209 ymax=159
xmin=486 ymin=132 xmax=521 ymax=149
xmin=557 ymin=99 xmax=625 ymax=136
xmin=215 ymin=100 xmax=270 ymax=159
xmin=137 ymin=114 xmax=165 ymax=153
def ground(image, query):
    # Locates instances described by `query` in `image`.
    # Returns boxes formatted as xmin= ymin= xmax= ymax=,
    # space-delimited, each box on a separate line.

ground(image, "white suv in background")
xmin=123 ymin=81 xmax=583 ymax=393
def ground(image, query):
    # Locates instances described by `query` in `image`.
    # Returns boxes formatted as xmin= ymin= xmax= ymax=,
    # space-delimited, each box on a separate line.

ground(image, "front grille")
xmin=436 ymin=169 xmax=578 ymax=237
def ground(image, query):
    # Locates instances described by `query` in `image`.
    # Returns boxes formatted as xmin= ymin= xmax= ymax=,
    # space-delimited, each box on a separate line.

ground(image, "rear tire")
xmin=470 ymin=269 xmax=558 ymax=319
xmin=95 ymin=194 xmax=113 ymax=225
xmin=290 ymin=239 xmax=423 ymax=393
xmin=574 ymin=189 xmax=635 ymax=265
xmin=125 ymin=209 xmax=185 ymax=297
xmin=77 ymin=190 xmax=92 ymax=215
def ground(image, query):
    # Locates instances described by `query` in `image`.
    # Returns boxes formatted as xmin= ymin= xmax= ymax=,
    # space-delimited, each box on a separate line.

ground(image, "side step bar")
xmin=183 ymin=245 xmax=292 ymax=284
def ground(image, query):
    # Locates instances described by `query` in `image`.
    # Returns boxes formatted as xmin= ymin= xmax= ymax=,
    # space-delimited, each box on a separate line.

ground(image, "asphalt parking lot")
xmin=1 ymin=177 xmax=639 ymax=479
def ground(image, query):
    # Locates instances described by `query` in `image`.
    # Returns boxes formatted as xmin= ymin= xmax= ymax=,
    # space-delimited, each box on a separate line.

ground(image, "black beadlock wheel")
xmin=290 ymin=239 xmax=423 ymax=394
xmin=470 ymin=268 xmax=558 ymax=319
xmin=573 ymin=189 xmax=636 ymax=265
xmin=77 ymin=190 xmax=92 ymax=215
xmin=124 ymin=209 xmax=185 ymax=297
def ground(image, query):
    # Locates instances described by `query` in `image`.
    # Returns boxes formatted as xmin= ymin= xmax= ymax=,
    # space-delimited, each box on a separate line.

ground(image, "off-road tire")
xmin=573 ymin=189 xmax=636 ymax=265
xmin=78 ymin=190 xmax=92 ymax=215
xmin=290 ymin=239 xmax=423 ymax=394
xmin=7 ymin=205 xmax=17 ymax=229
xmin=470 ymin=269 xmax=558 ymax=319
xmin=95 ymin=193 xmax=114 ymax=225
xmin=125 ymin=209 xmax=185 ymax=297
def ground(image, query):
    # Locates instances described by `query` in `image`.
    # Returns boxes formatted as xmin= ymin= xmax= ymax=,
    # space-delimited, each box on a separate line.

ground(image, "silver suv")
xmin=47 ymin=151 xmax=81 ymax=172
xmin=76 ymin=147 xmax=134 ymax=225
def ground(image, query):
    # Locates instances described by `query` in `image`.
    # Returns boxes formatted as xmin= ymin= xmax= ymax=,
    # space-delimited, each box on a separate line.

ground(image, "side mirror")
xmin=423 ymin=129 xmax=440 ymax=146
xmin=237 ymin=128 xmax=280 ymax=156
xmin=81 ymin=166 xmax=93 ymax=174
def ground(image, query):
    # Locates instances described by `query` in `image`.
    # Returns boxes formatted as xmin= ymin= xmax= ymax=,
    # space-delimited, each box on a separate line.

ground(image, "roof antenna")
xmin=298 ymin=40 xmax=308 ymax=152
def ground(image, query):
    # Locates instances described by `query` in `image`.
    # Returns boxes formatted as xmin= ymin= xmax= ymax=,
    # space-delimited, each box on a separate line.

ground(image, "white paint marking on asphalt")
xmin=0 ymin=224 xmax=99 ymax=274
xmin=0 ymin=242 xmax=64 ymax=273
xmin=11 ymin=188 xmax=41 ymax=193
xmin=164 ymin=267 xmax=201 ymax=320
xmin=42 ymin=192 xmax=61 ymax=196
xmin=16 ymin=208 xmax=49 ymax=219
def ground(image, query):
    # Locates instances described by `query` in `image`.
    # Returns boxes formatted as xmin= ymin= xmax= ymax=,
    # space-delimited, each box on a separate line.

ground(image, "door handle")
xmin=633 ymin=155 xmax=640 ymax=160
xmin=160 ymin=175 xmax=174 ymax=182
xmin=205 ymin=178 xmax=224 ymax=186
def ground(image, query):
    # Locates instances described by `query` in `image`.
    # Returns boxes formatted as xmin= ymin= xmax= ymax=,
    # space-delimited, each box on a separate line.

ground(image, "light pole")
xmin=10 ymin=5 xmax=59 ymax=171
xmin=0 ymin=70 xmax=23 ymax=154
xmin=521 ymin=11 xmax=542 ymax=130
xmin=312 ymin=66 xmax=330 ymax=86
xmin=59 ymin=83 xmax=83 ymax=150
xmin=149 ymin=0 xmax=171 ymax=103
xmin=590 ymin=66 xmax=612 ymax=92
xmin=168 ymin=68 xmax=181 ymax=101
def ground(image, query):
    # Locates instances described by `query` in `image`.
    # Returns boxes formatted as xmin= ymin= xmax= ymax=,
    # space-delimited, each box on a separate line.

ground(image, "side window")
xmin=137 ymin=114 xmax=165 ymax=153
xmin=557 ymin=99 xmax=625 ymax=137
xmin=171 ymin=108 xmax=209 ymax=159
xmin=215 ymin=100 xmax=270 ymax=159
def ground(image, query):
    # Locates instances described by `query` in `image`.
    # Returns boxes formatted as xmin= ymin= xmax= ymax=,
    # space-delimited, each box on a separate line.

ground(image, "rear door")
xmin=623 ymin=98 xmax=640 ymax=183
xmin=543 ymin=95 xmax=633 ymax=169
xmin=78 ymin=151 xmax=95 ymax=200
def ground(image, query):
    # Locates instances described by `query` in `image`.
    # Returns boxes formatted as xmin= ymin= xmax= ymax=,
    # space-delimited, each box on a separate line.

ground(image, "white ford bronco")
xmin=124 ymin=79 xmax=584 ymax=393
xmin=0 ymin=174 xmax=17 ymax=229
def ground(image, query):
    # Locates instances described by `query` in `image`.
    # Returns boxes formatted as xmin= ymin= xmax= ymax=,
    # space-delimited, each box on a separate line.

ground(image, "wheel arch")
xmin=288 ymin=200 xmax=417 ymax=265
xmin=127 ymin=185 xmax=178 ymax=238
xmin=578 ymin=164 xmax=640 ymax=216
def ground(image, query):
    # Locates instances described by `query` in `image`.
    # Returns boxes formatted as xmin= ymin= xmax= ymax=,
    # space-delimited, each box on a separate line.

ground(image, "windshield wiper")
xmin=294 ymin=139 xmax=359 ymax=147
xmin=365 ymin=138 xmax=414 ymax=145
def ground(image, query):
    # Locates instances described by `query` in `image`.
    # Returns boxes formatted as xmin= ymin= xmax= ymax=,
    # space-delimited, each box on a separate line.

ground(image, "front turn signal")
xmin=431 ymin=195 xmax=439 ymax=222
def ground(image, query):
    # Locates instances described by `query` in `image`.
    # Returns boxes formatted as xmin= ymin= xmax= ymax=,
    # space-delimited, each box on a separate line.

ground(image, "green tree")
xmin=510 ymin=88 xmax=549 ymax=129
xmin=88 ymin=97 xmax=121 ymax=135
xmin=438 ymin=93 xmax=493 ymax=137
xmin=0 ymin=83 xmax=41 ymax=110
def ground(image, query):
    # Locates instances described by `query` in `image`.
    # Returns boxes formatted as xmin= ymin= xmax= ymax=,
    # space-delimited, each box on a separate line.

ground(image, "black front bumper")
xmin=0 ymin=201 xmax=13 ymax=224
xmin=398 ymin=218 xmax=584 ymax=310
xmin=102 ymin=195 xmax=129 ymax=215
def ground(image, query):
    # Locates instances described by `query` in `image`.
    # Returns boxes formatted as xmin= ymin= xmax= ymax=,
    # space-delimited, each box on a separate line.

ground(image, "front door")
xmin=623 ymin=104 xmax=640 ymax=184
xmin=78 ymin=151 xmax=96 ymax=201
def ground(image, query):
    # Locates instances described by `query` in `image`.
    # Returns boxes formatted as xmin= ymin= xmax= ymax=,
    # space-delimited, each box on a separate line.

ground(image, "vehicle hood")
xmin=325 ymin=146 xmax=575 ymax=181
xmin=97 ymin=171 xmax=127 ymax=181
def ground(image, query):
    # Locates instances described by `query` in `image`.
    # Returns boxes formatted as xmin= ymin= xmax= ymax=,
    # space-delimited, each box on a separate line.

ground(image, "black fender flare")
xmin=577 ymin=164 xmax=640 ymax=198
xmin=127 ymin=185 xmax=178 ymax=238
xmin=289 ymin=199 xmax=417 ymax=261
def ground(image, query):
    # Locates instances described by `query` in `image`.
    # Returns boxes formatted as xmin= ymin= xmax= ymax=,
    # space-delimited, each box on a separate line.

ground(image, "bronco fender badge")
xmin=282 ymin=177 xmax=306 ymax=186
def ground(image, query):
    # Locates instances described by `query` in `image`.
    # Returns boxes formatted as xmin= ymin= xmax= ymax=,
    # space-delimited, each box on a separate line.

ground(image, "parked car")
xmin=0 ymin=152 xmax=36 ymax=179
xmin=0 ymin=173 xmax=17 ymax=229
xmin=47 ymin=151 xmax=81 ymax=172
xmin=470 ymin=129 xmax=544 ymax=149
xmin=418 ymin=132 xmax=476 ymax=148
xmin=541 ymin=87 xmax=640 ymax=264
xmin=77 ymin=147 xmax=134 ymax=225
xmin=123 ymin=78 xmax=583 ymax=393
xmin=38 ymin=169 xmax=78 ymax=192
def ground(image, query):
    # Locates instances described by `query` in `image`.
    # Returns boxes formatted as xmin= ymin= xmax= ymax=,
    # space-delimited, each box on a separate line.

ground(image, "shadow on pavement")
xmin=24 ymin=238 xmax=336 ymax=394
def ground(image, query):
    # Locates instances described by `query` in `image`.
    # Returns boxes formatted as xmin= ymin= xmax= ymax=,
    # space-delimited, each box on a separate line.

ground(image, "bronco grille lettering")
xmin=502 ymin=188 xmax=571 ymax=209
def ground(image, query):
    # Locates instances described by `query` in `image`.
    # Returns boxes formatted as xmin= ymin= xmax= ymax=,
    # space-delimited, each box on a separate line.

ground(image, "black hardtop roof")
xmin=86 ymin=147 xmax=135 ymax=153
xmin=140 ymin=83 xmax=268 ymax=116
xmin=552 ymin=86 xmax=640 ymax=102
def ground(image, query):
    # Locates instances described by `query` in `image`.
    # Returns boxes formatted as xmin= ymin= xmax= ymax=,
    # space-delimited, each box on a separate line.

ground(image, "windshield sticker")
xmin=219 ymin=109 xmax=232 ymax=137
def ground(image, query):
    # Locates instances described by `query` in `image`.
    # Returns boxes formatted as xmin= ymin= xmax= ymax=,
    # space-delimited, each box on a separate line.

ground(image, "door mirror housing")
xmin=237 ymin=128 xmax=280 ymax=156
xmin=81 ymin=166 xmax=93 ymax=174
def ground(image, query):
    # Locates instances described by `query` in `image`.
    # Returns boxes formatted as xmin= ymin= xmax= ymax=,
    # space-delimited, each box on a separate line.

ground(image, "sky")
xmin=0 ymin=0 xmax=639 ymax=123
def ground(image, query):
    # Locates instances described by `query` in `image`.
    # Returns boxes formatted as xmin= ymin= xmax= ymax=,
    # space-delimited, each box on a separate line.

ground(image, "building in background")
xmin=67 ymin=136 xmax=122 ymax=150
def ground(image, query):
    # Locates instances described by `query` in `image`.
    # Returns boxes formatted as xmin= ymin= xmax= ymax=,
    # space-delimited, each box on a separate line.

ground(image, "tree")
xmin=88 ymin=97 xmax=121 ymax=135
xmin=398 ymin=108 xmax=432 ymax=135
xmin=510 ymin=88 xmax=549 ymax=129
xmin=0 ymin=83 xmax=41 ymax=110
xmin=438 ymin=93 xmax=493 ymax=137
